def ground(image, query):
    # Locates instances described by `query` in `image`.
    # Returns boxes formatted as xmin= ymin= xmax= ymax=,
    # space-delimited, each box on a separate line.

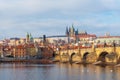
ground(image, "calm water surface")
xmin=0 ymin=63 xmax=120 ymax=80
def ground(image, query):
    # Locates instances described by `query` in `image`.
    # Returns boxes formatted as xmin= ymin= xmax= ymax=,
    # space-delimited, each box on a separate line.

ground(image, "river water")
xmin=0 ymin=63 xmax=120 ymax=80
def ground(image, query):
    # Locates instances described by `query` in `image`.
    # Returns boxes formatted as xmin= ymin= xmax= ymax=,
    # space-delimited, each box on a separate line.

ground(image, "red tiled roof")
xmin=76 ymin=34 xmax=96 ymax=38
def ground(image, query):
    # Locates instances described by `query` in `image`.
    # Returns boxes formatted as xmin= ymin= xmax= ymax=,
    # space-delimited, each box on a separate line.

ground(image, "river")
xmin=0 ymin=63 xmax=119 ymax=80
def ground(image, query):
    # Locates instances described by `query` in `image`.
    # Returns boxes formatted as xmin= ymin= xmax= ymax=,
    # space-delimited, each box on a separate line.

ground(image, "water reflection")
xmin=0 ymin=63 xmax=120 ymax=80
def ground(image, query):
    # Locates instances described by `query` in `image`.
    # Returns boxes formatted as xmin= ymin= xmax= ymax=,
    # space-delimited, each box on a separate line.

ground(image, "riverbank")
xmin=0 ymin=58 xmax=53 ymax=64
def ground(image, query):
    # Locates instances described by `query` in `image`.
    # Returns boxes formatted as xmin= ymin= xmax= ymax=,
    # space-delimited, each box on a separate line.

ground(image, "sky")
xmin=0 ymin=0 xmax=120 ymax=39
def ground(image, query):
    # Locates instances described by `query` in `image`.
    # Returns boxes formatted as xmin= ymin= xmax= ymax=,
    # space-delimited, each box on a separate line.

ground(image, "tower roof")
xmin=27 ymin=32 xmax=29 ymax=37
xmin=65 ymin=26 xmax=69 ymax=36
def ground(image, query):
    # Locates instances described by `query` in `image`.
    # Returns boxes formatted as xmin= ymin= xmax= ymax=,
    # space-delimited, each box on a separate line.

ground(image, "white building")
xmin=94 ymin=35 xmax=120 ymax=45
xmin=46 ymin=35 xmax=68 ymax=44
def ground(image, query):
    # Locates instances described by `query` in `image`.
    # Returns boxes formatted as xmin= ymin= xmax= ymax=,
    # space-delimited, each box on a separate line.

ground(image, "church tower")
xmin=29 ymin=33 xmax=33 ymax=42
xmin=65 ymin=26 xmax=69 ymax=36
xmin=26 ymin=32 xmax=30 ymax=43
xmin=69 ymin=24 xmax=75 ymax=37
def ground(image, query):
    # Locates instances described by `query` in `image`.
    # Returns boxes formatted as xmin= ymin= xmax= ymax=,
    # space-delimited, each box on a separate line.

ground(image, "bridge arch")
xmin=70 ymin=52 xmax=76 ymax=62
xmin=82 ymin=52 xmax=90 ymax=62
xmin=98 ymin=51 xmax=109 ymax=62
xmin=70 ymin=52 xmax=81 ymax=63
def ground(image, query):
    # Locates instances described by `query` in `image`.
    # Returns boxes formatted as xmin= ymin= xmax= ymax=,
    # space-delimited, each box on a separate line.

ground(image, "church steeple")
xmin=26 ymin=32 xmax=34 ymax=43
xmin=29 ymin=33 xmax=33 ymax=42
xmin=69 ymin=24 xmax=75 ymax=36
xmin=72 ymin=24 xmax=75 ymax=32
xmin=27 ymin=32 xmax=29 ymax=38
xmin=75 ymin=28 xmax=79 ymax=35
xmin=26 ymin=32 xmax=30 ymax=43
xmin=65 ymin=26 xmax=69 ymax=36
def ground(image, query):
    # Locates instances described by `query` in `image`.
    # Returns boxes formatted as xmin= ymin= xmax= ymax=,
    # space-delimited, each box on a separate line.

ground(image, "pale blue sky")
xmin=0 ymin=0 xmax=120 ymax=39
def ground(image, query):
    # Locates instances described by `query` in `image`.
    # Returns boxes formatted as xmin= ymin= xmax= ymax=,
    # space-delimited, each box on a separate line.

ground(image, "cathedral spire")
xmin=72 ymin=24 xmax=75 ymax=32
xmin=75 ymin=28 xmax=79 ymax=35
xmin=69 ymin=24 xmax=75 ymax=36
xmin=65 ymin=26 xmax=69 ymax=36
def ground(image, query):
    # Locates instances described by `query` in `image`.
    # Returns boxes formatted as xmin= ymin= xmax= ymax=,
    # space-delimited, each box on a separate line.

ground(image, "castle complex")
xmin=0 ymin=24 xmax=120 ymax=64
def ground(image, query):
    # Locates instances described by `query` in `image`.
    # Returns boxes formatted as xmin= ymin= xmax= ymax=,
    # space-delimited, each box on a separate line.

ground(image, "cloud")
xmin=0 ymin=0 xmax=120 ymax=39
xmin=0 ymin=0 xmax=117 ymax=15
xmin=100 ymin=0 xmax=120 ymax=9
xmin=1 ymin=0 xmax=120 ymax=17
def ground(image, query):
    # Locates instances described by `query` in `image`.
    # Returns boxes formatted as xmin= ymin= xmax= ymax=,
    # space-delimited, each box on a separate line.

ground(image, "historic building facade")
xmin=65 ymin=25 xmax=97 ymax=45
xmin=94 ymin=35 xmax=120 ymax=47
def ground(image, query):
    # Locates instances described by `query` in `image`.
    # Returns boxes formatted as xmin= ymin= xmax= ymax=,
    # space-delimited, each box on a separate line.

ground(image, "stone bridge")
xmin=55 ymin=46 xmax=120 ymax=63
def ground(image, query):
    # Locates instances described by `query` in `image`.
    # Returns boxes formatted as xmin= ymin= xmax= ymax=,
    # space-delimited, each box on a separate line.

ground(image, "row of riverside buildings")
xmin=0 ymin=25 xmax=120 ymax=59
xmin=0 ymin=33 xmax=53 ymax=59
